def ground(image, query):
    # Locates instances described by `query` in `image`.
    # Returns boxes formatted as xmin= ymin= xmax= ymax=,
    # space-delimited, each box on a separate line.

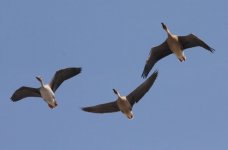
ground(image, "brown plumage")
xmin=11 ymin=67 xmax=81 ymax=108
xmin=82 ymin=70 xmax=158 ymax=119
xmin=142 ymin=23 xmax=215 ymax=78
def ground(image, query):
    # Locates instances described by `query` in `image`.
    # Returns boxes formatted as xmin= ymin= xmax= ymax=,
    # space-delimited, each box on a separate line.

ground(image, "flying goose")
xmin=11 ymin=67 xmax=81 ymax=109
xmin=82 ymin=70 xmax=158 ymax=119
xmin=141 ymin=23 xmax=215 ymax=78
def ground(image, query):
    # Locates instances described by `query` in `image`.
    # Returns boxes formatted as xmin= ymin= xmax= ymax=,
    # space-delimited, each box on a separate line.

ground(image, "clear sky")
xmin=0 ymin=0 xmax=227 ymax=150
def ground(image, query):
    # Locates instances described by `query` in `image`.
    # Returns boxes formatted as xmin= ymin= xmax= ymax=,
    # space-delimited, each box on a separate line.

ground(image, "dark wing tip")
xmin=141 ymin=72 xmax=148 ymax=79
xmin=148 ymin=69 xmax=158 ymax=81
xmin=65 ymin=67 xmax=82 ymax=74
xmin=209 ymin=47 xmax=215 ymax=53
xmin=204 ymin=45 xmax=215 ymax=53
xmin=141 ymin=68 xmax=158 ymax=79
xmin=78 ymin=67 xmax=82 ymax=72
xmin=73 ymin=67 xmax=82 ymax=75
xmin=81 ymin=107 xmax=87 ymax=111
xmin=81 ymin=106 xmax=94 ymax=113
xmin=153 ymin=69 xmax=159 ymax=77
xmin=141 ymin=66 xmax=150 ymax=79
xmin=10 ymin=94 xmax=24 ymax=102
xmin=10 ymin=96 xmax=17 ymax=102
xmin=10 ymin=89 xmax=22 ymax=102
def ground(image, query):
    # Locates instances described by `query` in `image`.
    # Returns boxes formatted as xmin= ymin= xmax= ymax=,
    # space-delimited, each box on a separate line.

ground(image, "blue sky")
xmin=0 ymin=0 xmax=227 ymax=149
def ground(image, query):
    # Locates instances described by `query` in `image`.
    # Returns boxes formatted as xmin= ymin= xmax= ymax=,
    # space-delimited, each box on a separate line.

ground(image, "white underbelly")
xmin=40 ymin=86 xmax=55 ymax=103
xmin=117 ymin=99 xmax=129 ymax=110
xmin=173 ymin=49 xmax=184 ymax=58
xmin=117 ymin=99 xmax=132 ymax=113
xmin=168 ymin=40 xmax=184 ymax=59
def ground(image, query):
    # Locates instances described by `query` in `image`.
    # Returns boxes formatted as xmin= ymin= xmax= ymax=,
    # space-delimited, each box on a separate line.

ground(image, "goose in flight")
xmin=11 ymin=67 xmax=81 ymax=109
xmin=141 ymin=23 xmax=215 ymax=78
xmin=82 ymin=70 xmax=158 ymax=119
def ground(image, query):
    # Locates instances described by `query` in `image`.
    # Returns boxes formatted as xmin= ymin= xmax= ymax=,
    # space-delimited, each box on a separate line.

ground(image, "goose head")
xmin=161 ymin=22 xmax=168 ymax=31
xmin=113 ymin=89 xmax=121 ymax=98
xmin=36 ymin=76 xmax=44 ymax=86
xmin=36 ymin=76 xmax=42 ymax=82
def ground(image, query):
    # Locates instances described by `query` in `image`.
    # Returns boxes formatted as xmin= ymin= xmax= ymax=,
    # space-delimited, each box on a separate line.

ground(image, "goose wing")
xmin=178 ymin=34 xmax=215 ymax=52
xmin=82 ymin=101 xmax=119 ymax=113
xmin=128 ymin=70 xmax=158 ymax=107
xmin=142 ymin=42 xmax=171 ymax=78
xmin=11 ymin=86 xmax=41 ymax=101
xmin=50 ymin=67 xmax=81 ymax=92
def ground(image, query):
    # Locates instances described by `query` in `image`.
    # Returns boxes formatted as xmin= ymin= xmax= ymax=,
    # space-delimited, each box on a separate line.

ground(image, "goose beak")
xmin=161 ymin=22 xmax=166 ymax=29
xmin=112 ymin=89 xmax=118 ymax=95
xmin=36 ymin=76 xmax=42 ymax=82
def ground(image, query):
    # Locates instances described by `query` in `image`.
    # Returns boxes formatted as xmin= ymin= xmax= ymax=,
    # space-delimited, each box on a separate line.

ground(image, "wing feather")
xmin=128 ymin=70 xmax=158 ymax=107
xmin=142 ymin=42 xmax=171 ymax=78
xmin=11 ymin=86 xmax=41 ymax=101
xmin=178 ymin=34 xmax=215 ymax=52
xmin=50 ymin=67 xmax=81 ymax=92
xmin=82 ymin=101 xmax=119 ymax=113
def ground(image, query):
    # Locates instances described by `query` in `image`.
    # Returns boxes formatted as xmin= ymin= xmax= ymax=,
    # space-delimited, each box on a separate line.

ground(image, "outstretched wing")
xmin=178 ymin=34 xmax=215 ymax=52
xmin=11 ymin=86 xmax=41 ymax=102
xmin=50 ymin=67 xmax=81 ymax=92
xmin=128 ymin=70 xmax=158 ymax=107
xmin=142 ymin=42 xmax=171 ymax=78
xmin=82 ymin=101 xmax=119 ymax=113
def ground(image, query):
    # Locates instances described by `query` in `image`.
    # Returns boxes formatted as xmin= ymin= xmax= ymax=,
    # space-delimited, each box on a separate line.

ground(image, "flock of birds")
xmin=11 ymin=23 xmax=214 ymax=119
